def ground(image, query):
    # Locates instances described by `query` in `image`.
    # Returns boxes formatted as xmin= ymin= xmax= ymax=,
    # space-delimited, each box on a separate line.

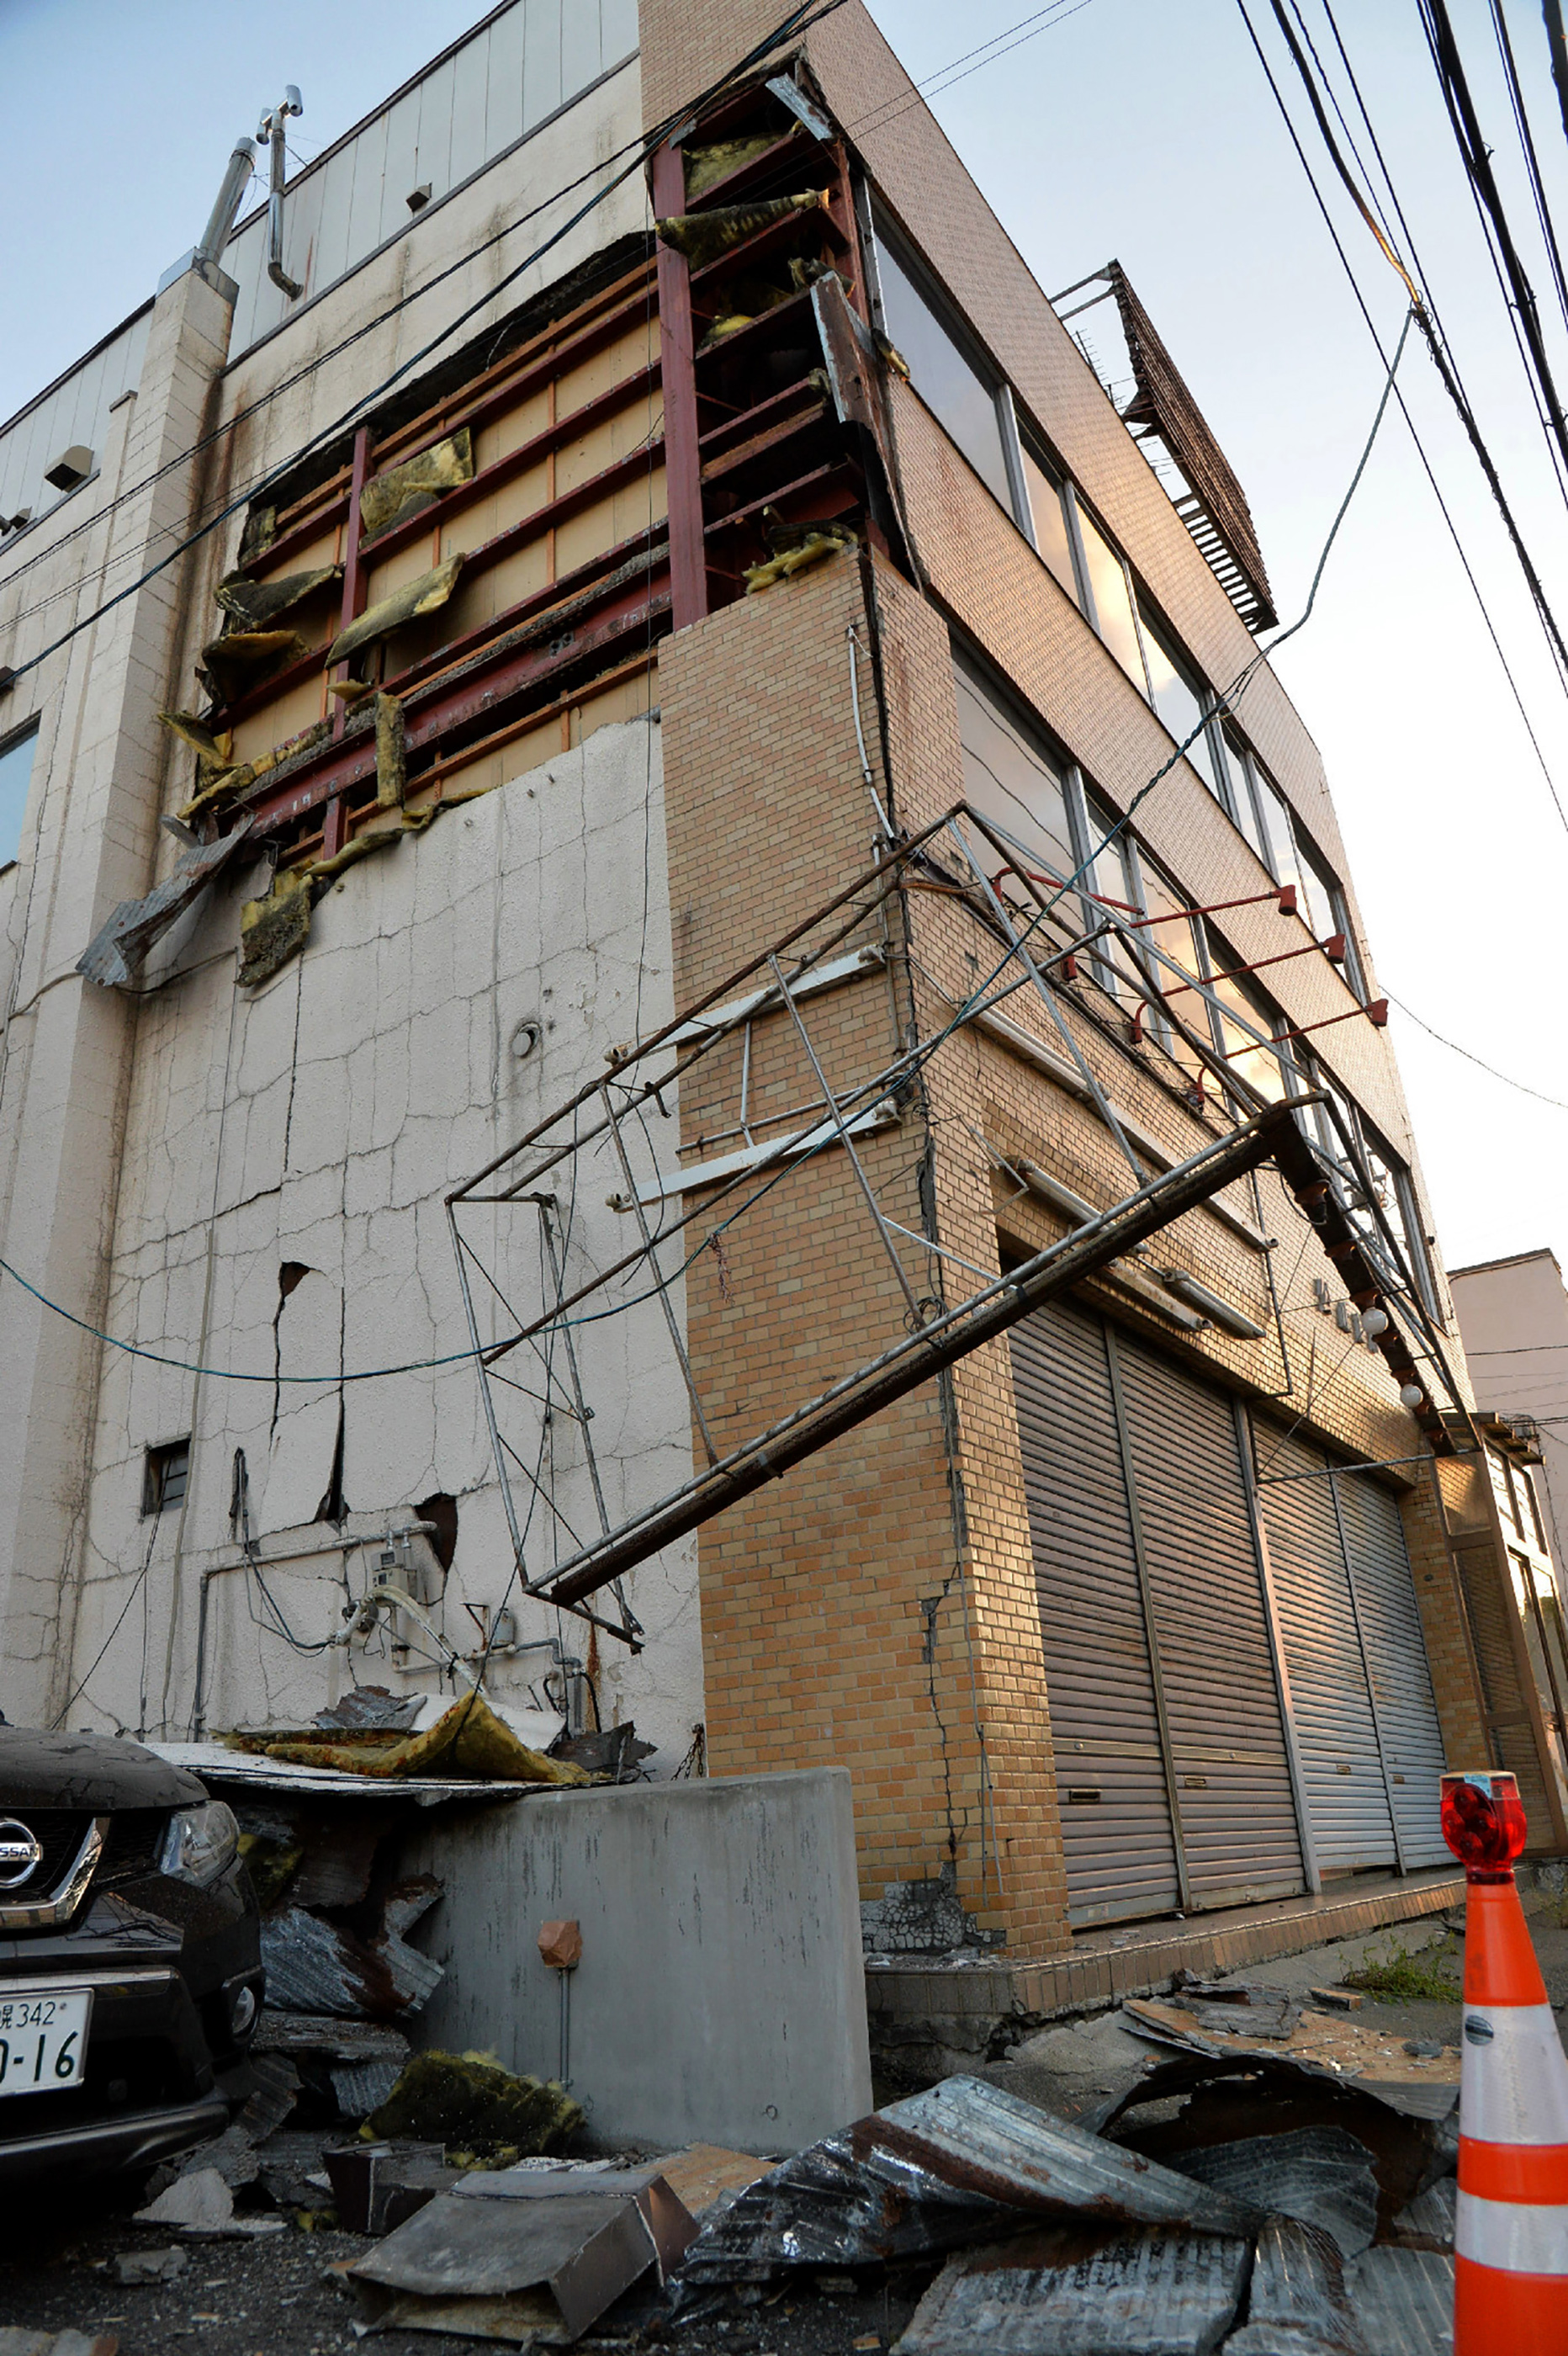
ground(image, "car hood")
xmin=0 ymin=1726 xmax=207 ymax=1812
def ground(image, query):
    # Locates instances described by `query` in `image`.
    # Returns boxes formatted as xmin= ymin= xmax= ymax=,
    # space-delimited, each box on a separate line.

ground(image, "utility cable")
xmin=0 ymin=0 xmax=848 ymax=691
xmin=1490 ymin=0 xmax=1568 ymax=349
xmin=1418 ymin=0 xmax=1568 ymax=495
xmin=1272 ymin=0 xmax=1568 ymax=632
xmin=1237 ymin=0 xmax=1568 ymax=839
xmin=0 ymin=324 xmax=1417 ymax=1391
xmin=1383 ymin=987 xmax=1568 ymax=1108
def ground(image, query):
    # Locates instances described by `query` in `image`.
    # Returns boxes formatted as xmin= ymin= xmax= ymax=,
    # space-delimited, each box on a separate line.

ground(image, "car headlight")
xmin=158 ymin=1801 xmax=239 ymax=1888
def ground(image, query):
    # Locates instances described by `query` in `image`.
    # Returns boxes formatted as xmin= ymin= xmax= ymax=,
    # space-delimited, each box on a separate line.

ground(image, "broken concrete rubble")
xmin=366 ymin=2049 xmax=583 ymax=2156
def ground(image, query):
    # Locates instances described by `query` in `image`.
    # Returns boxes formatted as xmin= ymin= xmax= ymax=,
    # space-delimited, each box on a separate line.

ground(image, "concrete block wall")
xmin=402 ymin=1766 xmax=872 ymax=2152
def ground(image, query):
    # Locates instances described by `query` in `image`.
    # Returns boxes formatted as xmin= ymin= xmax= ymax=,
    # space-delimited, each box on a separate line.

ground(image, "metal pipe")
xmin=258 ymin=88 xmax=304 ymax=300
xmin=196 ymin=138 xmax=259 ymax=268
xmin=539 ymin=1096 xmax=1318 ymax=1608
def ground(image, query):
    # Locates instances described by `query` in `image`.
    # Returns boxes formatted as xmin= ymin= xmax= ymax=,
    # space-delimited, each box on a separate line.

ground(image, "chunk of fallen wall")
xmin=398 ymin=1766 xmax=871 ymax=2153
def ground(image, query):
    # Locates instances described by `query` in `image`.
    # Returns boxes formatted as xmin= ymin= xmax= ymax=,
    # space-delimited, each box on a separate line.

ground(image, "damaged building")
xmin=1 ymin=0 xmax=1565 ymax=2014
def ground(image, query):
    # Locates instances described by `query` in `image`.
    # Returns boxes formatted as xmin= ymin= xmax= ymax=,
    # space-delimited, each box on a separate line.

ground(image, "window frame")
xmin=869 ymin=210 xmax=1027 ymax=530
xmin=0 ymin=719 xmax=40 ymax=874
xmin=142 ymin=1437 xmax=192 ymax=1519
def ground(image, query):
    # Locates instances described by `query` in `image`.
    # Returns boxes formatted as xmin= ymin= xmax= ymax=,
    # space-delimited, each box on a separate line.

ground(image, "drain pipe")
xmin=195 ymin=136 xmax=259 ymax=271
xmin=257 ymin=87 xmax=304 ymax=299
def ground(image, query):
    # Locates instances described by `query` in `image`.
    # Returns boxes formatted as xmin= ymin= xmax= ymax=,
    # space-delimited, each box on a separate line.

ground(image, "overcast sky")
xmin=3 ymin=0 xmax=1566 ymax=1322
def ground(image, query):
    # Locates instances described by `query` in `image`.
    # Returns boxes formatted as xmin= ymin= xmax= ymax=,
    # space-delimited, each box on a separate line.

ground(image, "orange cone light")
xmin=1442 ymin=1769 xmax=1568 ymax=2348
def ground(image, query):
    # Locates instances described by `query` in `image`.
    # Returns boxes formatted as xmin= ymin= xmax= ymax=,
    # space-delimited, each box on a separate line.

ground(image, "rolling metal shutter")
xmin=1253 ymin=1425 xmax=1395 ymax=1871
xmin=1009 ymin=1301 xmax=1301 ymax=1924
xmin=1112 ymin=1330 xmax=1304 ymax=1908
xmin=1008 ymin=1301 xmax=1180 ymax=1925
xmin=1333 ymin=1472 xmax=1449 ymax=1867
xmin=1255 ymin=1425 xmax=1448 ymax=1872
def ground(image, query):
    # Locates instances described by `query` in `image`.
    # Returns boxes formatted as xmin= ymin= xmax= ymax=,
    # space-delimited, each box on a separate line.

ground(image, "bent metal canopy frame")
xmin=446 ymin=807 xmax=1465 ymax=1646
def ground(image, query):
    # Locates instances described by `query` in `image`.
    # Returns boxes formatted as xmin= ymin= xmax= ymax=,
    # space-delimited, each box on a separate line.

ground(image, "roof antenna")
xmin=257 ymin=87 xmax=305 ymax=300
xmin=194 ymin=135 xmax=259 ymax=270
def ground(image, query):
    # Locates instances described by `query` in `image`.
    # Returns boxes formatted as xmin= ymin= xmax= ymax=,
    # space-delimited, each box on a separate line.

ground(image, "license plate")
xmin=0 ymin=1989 xmax=92 ymax=2096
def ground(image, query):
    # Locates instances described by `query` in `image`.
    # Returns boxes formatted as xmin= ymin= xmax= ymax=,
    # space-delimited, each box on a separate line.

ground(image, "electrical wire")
xmin=1237 ymin=0 xmax=1568 ymax=840
xmin=1417 ymin=0 xmax=1568 ymax=500
xmin=50 ymin=1514 xmax=160 ymax=1727
xmin=0 ymin=226 xmax=1417 ymax=1399
xmin=1383 ymin=988 xmax=1568 ymax=1109
xmin=0 ymin=0 xmax=849 ymax=688
xmin=845 ymin=0 xmax=1101 ymax=141
xmin=1489 ymin=0 xmax=1568 ymax=351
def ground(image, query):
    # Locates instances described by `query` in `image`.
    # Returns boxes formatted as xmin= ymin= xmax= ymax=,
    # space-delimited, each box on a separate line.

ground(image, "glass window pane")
xmin=1073 ymin=503 xmax=1147 ymax=686
xmin=875 ymin=236 xmax=1013 ymax=510
xmin=0 ymin=728 xmax=37 ymax=868
xmin=1209 ymin=961 xmax=1288 ymax=1103
xmin=1222 ymin=734 xmax=1268 ymax=858
xmin=1020 ymin=448 xmax=1078 ymax=602
xmin=1079 ymin=793 xmax=1141 ymax=997
xmin=1136 ymin=603 xmax=1220 ymax=796
xmin=1253 ymin=772 xmax=1302 ymax=896
xmin=1130 ymin=857 xmax=1205 ymax=1073
xmin=953 ymin=662 xmax=1078 ymax=911
xmin=1296 ymin=837 xmax=1339 ymax=942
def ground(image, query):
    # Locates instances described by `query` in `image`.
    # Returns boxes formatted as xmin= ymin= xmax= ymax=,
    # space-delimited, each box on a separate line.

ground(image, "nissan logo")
xmin=0 ymin=1819 xmax=43 ymax=1890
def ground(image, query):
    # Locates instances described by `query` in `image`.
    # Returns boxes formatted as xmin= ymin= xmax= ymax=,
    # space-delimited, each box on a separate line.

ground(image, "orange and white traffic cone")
xmin=1443 ymin=1769 xmax=1568 ymax=2350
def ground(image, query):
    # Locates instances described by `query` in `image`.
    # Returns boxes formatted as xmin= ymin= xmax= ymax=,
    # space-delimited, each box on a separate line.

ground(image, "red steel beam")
xmin=247 ymin=267 xmax=659 ymax=580
xmin=651 ymin=142 xmax=707 ymax=630
xmin=241 ymin=576 xmax=670 ymax=835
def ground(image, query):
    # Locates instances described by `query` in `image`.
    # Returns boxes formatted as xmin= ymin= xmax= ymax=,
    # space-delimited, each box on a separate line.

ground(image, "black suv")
xmin=0 ymin=1725 xmax=262 ymax=2181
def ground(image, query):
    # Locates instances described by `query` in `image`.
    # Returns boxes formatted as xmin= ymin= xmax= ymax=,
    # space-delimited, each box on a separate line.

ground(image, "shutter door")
xmin=1113 ymin=1331 xmax=1304 ymax=1907
xmin=1333 ymin=1472 xmax=1449 ymax=1867
xmin=1009 ymin=1301 xmax=1179 ymax=1925
xmin=1255 ymin=1425 xmax=1396 ymax=1870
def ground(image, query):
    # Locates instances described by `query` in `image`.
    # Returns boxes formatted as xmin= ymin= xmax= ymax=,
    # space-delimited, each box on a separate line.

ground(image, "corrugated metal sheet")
xmin=1223 ymin=2214 xmax=1365 ymax=2355
xmin=1333 ymin=1473 xmax=1449 ymax=1868
xmin=0 ymin=303 xmax=151 ymax=541
xmin=1256 ymin=1427 xmax=1396 ymax=1871
xmin=1172 ymin=2128 xmax=1377 ymax=2260
xmin=896 ymin=2226 xmax=1251 ymax=2356
xmin=1114 ymin=1330 xmax=1303 ymax=1908
xmin=1343 ymin=2246 xmax=1453 ymax=2355
xmin=1009 ymin=1301 xmax=1179 ymax=1926
xmin=222 ymin=0 xmax=639 ymax=359
xmin=682 ymin=2075 xmax=1259 ymax=2284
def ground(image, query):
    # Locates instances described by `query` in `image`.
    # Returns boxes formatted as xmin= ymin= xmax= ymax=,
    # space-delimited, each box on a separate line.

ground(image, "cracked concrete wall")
xmin=1 ymin=54 xmax=704 ymax=1763
xmin=66 ymin=714 xmax=703 ymax=1765
xmin=0 ymin=261 xmax=242 ymax=1725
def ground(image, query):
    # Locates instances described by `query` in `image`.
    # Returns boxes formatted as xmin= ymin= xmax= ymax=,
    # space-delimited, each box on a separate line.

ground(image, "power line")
xmin=1237 ymin=0 xmax=1568 ymax=840
xmin=1384 ymin=988 xmax=1568 ymax=1109
xmin=1417 ymin=0 xmax=1568 ymax=501
xmin=1467 ymin=1341 xmax=1568 ymax=1356
xmin=845 ymin=0 xmax=1100 ymax=140
xmin=0 ymin=0 xmax=848 ymax=691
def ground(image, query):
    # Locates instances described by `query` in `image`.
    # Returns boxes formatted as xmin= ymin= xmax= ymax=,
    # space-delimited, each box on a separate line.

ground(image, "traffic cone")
xmin=1442 ymin=1769 xmax=1568 ymax=2349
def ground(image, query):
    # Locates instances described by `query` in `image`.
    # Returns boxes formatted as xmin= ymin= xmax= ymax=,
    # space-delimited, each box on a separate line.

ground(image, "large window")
xmin=873 ymin=231 xmax=1014 ymax=511
xmin=953 ymin=657 xmax=1078 ymax=900
xmin=0 ymin=724 xmax=37 ymax=869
